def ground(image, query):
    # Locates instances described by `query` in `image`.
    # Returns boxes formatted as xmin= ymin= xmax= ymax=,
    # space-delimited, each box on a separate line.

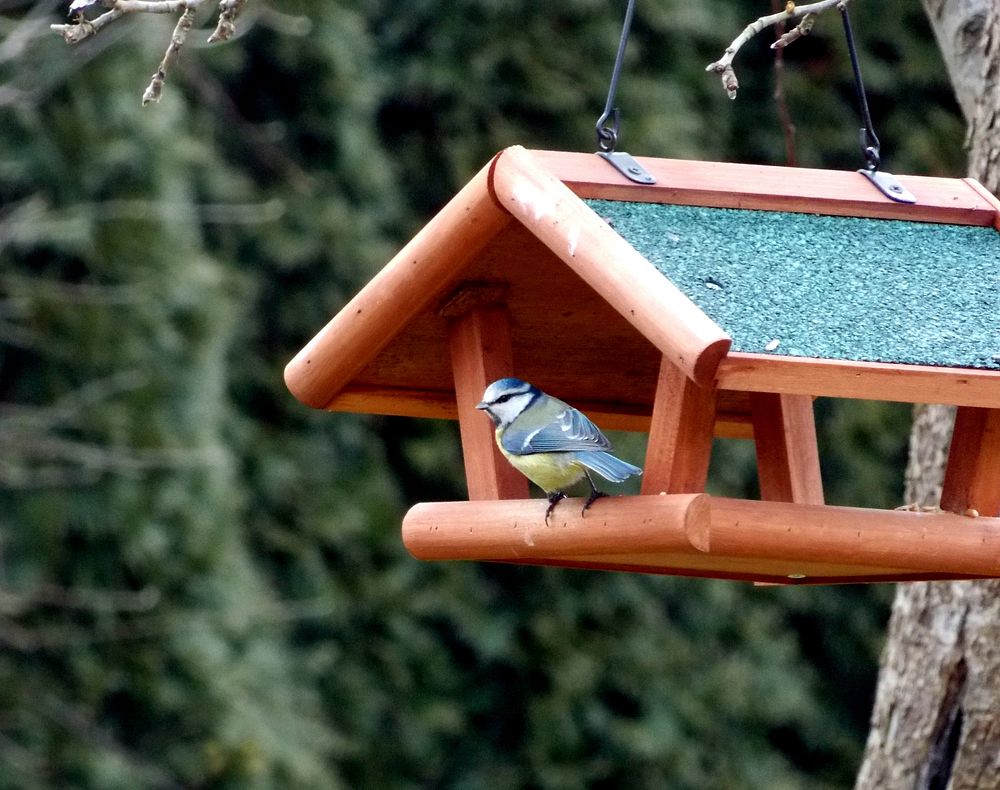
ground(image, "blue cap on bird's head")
xmin=476 ymin=377 xmax=537 ymax=409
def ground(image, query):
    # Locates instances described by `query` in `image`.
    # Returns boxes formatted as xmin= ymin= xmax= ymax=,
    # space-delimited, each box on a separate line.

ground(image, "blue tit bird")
xmin=476 ymin=377 xmax=642 ymax=524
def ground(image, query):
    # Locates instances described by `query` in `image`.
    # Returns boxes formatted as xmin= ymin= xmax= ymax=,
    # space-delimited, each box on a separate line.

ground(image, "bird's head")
xmin=476 ymin=377 xmax=540 ymax=428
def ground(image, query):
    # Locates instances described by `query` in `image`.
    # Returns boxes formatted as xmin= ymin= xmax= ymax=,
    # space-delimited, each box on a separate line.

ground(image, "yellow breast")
xmin=496 ymin=428 xmax=586 ymax=493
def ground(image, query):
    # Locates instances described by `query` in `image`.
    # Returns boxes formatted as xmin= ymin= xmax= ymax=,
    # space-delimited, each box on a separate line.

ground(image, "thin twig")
xmin=771 ymin=0 xmax=797 ymax=165
xmin=207 ymin=0 xmax=247 ymax=42
xmin=706 ymin=0 xmax=853 ymax=98
xmin=51 ymin=7 xmax=124 ymax=44
xmin=50 ymin=0 xmax=254 ymax=104
xmin=142 ymin=3 xmax=196 ymax=104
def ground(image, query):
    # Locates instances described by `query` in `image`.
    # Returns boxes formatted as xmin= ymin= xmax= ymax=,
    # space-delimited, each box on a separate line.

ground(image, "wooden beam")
xmin=706 ymin=497 xmax=1000 ymax=577
xmin=641 ymin=356 xmax=718 ymax=495
xmin=326 ymin=384 xmax=754 ymax=438
xmin=284 ymin=154 xmax=513 ymax=409
xmin=749 ymin=393 xmax=824 ymax=505
xmin=447 ymin=302 xmax=529 ymax=501
xmin=402 ymin=495 xmax=1000 ymax=580
xmin=940 ymin=407 xmax=1000 ymax=517
xmin=490 ymin=146 xmax=732 ymax=387
xmin=962 ymin=177 xmax=1000 ymax=230
xmin=528 ymin=149 xmax=999 ymax=226
xmin=718 ymin=353 xmax=1000 ymax=409
xmin=403 ymin=493 xmax=708 ymax=561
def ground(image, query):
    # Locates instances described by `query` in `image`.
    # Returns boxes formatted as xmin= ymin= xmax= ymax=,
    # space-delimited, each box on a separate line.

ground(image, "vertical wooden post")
xmin=940 ymin=406 xmax=1000 ymax=517
xmin=641 ymin=356 xmax=718 ymax=495
xmin=446 ymin=294 xmax=529 ymax=501
xmin=749 ymin=393 xmax=824 ymax=505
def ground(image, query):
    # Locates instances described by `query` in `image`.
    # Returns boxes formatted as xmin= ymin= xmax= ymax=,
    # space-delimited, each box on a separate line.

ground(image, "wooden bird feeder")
xmin=285 ymin=146 xmax=1000 ymax=585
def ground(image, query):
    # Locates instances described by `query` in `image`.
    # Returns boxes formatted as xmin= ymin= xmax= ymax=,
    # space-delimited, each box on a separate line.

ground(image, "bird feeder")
xmin=285 ymin=146 xmax=1000 ymax=585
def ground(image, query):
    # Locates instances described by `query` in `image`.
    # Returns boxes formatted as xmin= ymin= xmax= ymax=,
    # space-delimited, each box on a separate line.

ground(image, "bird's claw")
xmin=545 ymin=491 xmax=567 ymax=526
xmin=581 ymin=490 xmax=608 ymax=516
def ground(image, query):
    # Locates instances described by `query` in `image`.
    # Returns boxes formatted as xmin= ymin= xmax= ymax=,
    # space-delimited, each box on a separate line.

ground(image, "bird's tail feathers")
xmin=577 ymin=452 xmax=642 ymax=483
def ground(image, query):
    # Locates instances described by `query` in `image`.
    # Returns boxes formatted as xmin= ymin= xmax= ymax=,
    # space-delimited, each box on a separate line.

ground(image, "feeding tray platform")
xmin=285 ymin=147 xmax=1000 ymax=585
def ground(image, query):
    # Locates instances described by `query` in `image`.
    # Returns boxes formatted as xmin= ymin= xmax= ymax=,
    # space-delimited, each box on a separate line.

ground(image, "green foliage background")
xmin=0 ymin=1 xmax=965 ymax=787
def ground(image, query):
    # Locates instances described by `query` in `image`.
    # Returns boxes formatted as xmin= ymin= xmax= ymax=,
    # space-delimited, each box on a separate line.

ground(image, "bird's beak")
xmin=475 ymin=401 xmax=488 ymax=411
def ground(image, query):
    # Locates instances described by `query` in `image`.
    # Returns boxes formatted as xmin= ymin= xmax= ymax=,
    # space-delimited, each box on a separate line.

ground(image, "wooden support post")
xmin=447 ymin=298 xmax=529 ymax=501
xmin=749 ymin=393 xmax=824 ymax=505
xmin=940 ymin=406 xmax=1000 ymax=517
xmin=641 ymin=356 xmax=718 ymax=495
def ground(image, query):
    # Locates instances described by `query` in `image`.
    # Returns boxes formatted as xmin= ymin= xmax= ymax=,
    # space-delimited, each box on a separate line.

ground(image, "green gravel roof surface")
xmin=587 ymin=199 xmax=1000 ymax=369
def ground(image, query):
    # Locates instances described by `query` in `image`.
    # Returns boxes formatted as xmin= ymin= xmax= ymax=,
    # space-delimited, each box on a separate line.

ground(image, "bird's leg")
xmin=581 ymin=471 xmax=608 ymax=516
xmin=545 ymin=491 xmax=566 ymax=525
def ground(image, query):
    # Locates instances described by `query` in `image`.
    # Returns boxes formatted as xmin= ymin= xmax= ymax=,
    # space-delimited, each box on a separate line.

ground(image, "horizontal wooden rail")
xmin=402 ymin=494 xmax=1000 ymax=580
xmin=530 ymin=149 xmax=1000 ymax=226
xmin=706 ymin=498 xmax=1000 ymax=577
xmin=403 ymin=494 xmax=709 ymax=561
xmin=718 ymin=353 xmax=1000 ymax=409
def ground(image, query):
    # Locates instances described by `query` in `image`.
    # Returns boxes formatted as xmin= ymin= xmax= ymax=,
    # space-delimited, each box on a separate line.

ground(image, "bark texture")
xmin=855 ymin=3 xmax=1000 ymax=787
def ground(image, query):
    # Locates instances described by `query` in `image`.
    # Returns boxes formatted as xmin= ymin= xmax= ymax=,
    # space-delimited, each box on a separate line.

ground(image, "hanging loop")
xmin=839 ymin=3 xmax=915 ymax=203
xmin=840 ymin=5 xmax=880 ymax=172
xmin=595 ymin=107 xmax=621 ymax=153
xmin=592 ymin=0 xmax=655 ymax=184
xmin=594 ymin=0 xmax=637 ymax=154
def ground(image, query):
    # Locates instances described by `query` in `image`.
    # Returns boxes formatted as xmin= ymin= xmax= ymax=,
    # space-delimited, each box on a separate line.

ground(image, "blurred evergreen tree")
xmin=0 ymin=1 xmax=965 ymax=788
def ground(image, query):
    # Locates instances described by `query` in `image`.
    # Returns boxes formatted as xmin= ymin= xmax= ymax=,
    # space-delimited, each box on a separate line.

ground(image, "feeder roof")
xmin=590 ymin=199 xmax=1000 ymax=370
xmin=285 ymin=147 xmax=1000 ymax=432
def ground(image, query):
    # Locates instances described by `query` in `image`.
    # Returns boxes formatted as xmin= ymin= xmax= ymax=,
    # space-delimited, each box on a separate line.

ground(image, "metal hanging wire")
xmin=839 ymin=5 xmax=915 ymax=203
xmin=593 ymin=0 xmax=655 ymax=184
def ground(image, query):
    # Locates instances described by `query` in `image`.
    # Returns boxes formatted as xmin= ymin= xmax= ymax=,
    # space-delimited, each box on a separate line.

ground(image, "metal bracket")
xmin=595 ymin=151 xmax=656 ymax=185
xmin=858 ymin=168 xmax=916 ymax=204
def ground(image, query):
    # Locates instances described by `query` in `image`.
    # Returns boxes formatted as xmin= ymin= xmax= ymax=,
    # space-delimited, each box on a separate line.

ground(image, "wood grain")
xmin=641 ymin=357 xmax=718 ymax=495
xmin=750 ymin=393 xmax=824 ymax=505
xmin=401 ymin=494 xmax=1000 ymax=581
xmin=403 ymin=493 xmax=708 ymax=561
xmin=447 ymin=302 xmax=529 ymax=500
xmin=940 ymin=406 xmax=1000 ymax=517
xmin=718 ymin=353 xmax=1000 ymax=408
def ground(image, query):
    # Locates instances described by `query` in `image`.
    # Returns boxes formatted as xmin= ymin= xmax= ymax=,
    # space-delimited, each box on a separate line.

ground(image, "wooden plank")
xmin=940 ymin=407 xmax=1000 ymax=517
xmin=641 ymin=357 xmax=718 ymax=495
xmin=750 ymin=393 xmax=824 ymax=505
xmin=528 ymin=149 xmax=998 ymax=226
xmin=718 ymin=353 xmax=1000 ymax=409
xmin=706 ymin=497 xmax=1000 ymax=577
xmin=401 ymin=494 xmax=1000 ymax=581
xmin=490 ymin=146 xmax=732 ymax=387
xmin=962 ymin=178 xmax=1000 ymax=230
xmin=327 ymin=384 xmax=753 ymax=438
xmin=284 ymin=154 xmax=514 ymax=409
xmin=447 ymin=303 xmax=529 ymax=501
xmin=402 ymin=494 xmax=708 ymax=561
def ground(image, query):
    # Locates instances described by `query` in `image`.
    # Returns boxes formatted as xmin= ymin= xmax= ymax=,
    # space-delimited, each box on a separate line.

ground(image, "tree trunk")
xmin=855 ymin=3 xmax=1000 ymax=788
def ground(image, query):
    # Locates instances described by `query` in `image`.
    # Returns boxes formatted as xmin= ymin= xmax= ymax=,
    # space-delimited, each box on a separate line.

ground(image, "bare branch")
xmin=141 ymin=3 xmax=196 ymax=104
xmin=50 ymin=0 xmax=254 ymax=104
xmin=207 ymin=0 xmax=247 ymax=43
xmin=51 ymin=7 xmax=125 ymax=44
xmin=706 ymin=0 xmax=853 ymax=99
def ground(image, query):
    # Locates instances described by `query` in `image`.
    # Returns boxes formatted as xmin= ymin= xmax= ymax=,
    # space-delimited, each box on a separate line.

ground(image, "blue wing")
xmin=576 ymin=451 xmax=642 ymax=482
xmin=501 ymin=399 xmax=612 ymax=455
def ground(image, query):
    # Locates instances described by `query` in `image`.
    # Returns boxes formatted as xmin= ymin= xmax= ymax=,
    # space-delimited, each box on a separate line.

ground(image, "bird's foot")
xmin=545 ymin=491 xmax=567 ymax=526
xmin=581 ymin=490 xmax=608 ymax=516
